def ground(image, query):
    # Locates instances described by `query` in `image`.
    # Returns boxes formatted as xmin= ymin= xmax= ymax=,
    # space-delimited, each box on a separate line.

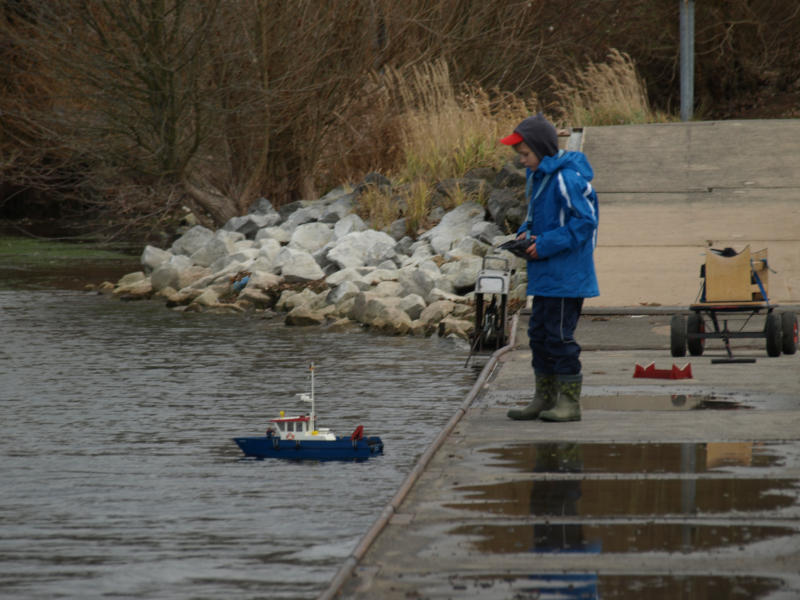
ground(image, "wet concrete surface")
xmin=334 ymin=313 xmax=800 ymax=599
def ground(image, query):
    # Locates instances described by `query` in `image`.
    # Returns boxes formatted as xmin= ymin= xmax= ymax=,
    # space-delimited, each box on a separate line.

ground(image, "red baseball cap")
xmin=499 ymin=132 xmax=523 ymax=146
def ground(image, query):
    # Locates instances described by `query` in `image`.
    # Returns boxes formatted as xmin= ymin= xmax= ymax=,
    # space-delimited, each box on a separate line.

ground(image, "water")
xmin=0 ymin=285 xmax=476 ymax=599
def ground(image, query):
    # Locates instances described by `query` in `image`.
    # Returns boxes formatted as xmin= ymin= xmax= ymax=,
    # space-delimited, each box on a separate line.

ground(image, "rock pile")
xmin=109 ymin=169 xmax=530 ymax=339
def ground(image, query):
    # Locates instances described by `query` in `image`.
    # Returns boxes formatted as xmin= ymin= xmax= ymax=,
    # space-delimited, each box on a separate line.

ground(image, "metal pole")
xmin=680 ymin=0 xmax=695 ymax=121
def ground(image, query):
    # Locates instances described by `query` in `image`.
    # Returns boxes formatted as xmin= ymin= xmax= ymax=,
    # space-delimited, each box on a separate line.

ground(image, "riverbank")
xmin=100 ymin=162 xmax=551 ymax=341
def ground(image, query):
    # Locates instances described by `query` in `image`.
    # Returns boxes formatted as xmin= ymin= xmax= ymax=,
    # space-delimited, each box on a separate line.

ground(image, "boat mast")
xmin=310 ymin=362 xmax=316 ymax=430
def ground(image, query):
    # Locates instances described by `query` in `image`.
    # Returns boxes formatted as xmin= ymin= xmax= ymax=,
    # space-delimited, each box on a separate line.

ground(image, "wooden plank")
xmin=705 ymin=245 xmax=752 ymax=302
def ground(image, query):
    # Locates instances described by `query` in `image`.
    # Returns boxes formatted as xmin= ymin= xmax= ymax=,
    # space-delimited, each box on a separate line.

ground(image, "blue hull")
xmin=233 ymin=435 xmax=383 ymax=461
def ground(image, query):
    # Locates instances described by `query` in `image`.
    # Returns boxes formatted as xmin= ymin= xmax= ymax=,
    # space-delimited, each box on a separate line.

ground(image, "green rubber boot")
xmin=540 ymin=374 xmax=582 ymax=422
xmin=507 ymin=374 xmax=557 ymax=420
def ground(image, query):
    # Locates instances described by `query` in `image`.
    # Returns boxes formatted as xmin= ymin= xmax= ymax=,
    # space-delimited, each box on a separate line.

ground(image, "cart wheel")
xmin=687 ymin=312 xmax=705 ymax=356
xmin=765 ymin=312 xmax=782 ymax=357
xmin=670 ymin=314 xmax=687 ymax=357
xmin=781 ymin=311 xmax=798 ymax=355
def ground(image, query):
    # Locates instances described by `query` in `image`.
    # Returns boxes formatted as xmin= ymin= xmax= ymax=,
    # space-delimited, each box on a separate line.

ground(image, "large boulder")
xmin=222 ymin=211 xmax=281 ymax=238
xmin=276 ymin=287 xmax=326 ymax=312
xmin=438 ymin=316 xmax=473 ymax=340
xmin=418 ymin=300 xmax=455 ymax=328
xmin=255 ymin=226 xmax=291 ymax=244
xmin=150 ymin=262 xmax=180 ymax=292
xmin=327 ymin=230 xmax=397 ymax=269
xmin=273 ymin=247 xmax=325 ymax=282
xmin=326 ymin=280 xmax=361 ymax=305
xmin=396 ymin=266 xmax=436 ymax=299
xmin=141 ymin=245 xmax=172 ymax=274
xmin=440 ymin=255 xmax=483 ymax=294
xmin=319 ymin=188 xmax=356 ymax=222
xmin=325 ymin=267 xmax=372 ymax=290
xmin=285 ymin=304 xmax=333 ymax=326
xmin=487 ymin=188 xmax=526 ymax=233
xmin=397 ymin=293 xmax=427 ymax=320
xmin=470 ymin=221 xmax=505 ymax=245
xmin=289 ymin=222 xmax=334 ymax=254
xmin=281 ymin=205 xmax=322 ymax=231
xmin=333 ymin=213 xmax=367 ymax=239
xmin=113 ymin=271 xmax=152 ymax=299
xmin=170 ymin=225 xmax=215 ymax=257
xmin=256 ymin=238 xmax=282 ymax=267
xmin=420 ymin=202 xmax=486 ymax=255
xmin=369 ymin=306 xmax=413 ymax=336
xmin=176 ymin=265 xmax=212 ymax=290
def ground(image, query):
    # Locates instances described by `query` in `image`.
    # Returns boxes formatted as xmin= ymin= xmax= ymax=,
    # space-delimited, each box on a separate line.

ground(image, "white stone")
xmin=273 ymin=247 xmax=325 ymax=282
xmin=289 ymin=222 xmax=334 ymax=253
xmin=333 ymin=213 xmax=366 ymax=239
xmin=420 ymin=202 xmax=485 ymax=255
xmin=170 ymin=225 xmax=214 ymax=256
xmin=327 ymin=230 xmax=397 ymax=269
xmin=141 ymin=245 xmax=172 ymax=274
xmin=255 ymin=226 xmax=291 ymax=244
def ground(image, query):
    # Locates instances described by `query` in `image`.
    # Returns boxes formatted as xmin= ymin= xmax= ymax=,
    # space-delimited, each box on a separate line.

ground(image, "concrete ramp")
xmin=582 ymin=120 xmax=800 ymax=307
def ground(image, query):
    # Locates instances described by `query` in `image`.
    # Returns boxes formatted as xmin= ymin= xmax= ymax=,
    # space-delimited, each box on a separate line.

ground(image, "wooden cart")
xmin=670 ymin=246 xmax=798 ymax=362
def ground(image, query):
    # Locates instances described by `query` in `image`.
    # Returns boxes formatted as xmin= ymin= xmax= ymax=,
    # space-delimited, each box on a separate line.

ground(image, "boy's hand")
xmin=526 ymin=239 xmax=539 ymax=259
xmin=517 ymin=233 xmax=538 ymax=259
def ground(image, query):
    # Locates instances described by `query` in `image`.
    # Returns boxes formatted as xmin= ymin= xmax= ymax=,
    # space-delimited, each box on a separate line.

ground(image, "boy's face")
xmin=515 ymin=142 xmax=540 ymax=171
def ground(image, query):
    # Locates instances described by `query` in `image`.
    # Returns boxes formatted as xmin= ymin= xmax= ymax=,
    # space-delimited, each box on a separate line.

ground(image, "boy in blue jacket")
xmin=500 ymin=114 xmax=599 ymax=422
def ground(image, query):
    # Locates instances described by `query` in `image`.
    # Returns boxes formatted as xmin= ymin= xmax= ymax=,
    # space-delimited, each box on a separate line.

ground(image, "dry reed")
xmin=551 ymin=49 xmax=670 ymax=126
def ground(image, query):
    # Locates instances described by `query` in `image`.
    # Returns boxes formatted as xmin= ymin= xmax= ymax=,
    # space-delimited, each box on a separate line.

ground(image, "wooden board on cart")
xmin=703 ymin=245 xmax=768 ymax=302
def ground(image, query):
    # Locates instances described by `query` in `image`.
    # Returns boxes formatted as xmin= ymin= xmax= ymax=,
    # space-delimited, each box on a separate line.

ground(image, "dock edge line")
xmin=318 ymin=312 xmax=520 ymax=600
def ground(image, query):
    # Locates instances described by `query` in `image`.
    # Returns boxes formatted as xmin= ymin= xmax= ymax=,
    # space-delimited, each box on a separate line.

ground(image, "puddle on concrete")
xmin=430 ymin=573 xmax=784 ymax=599
xmin=481 ymin=442 xmax=783 ymax=474
xmin=450 ymin=522 xmax=796 ymax=555
xmin=581 ymin=393 xmax=750 ymax=411
xmin=449 ymin=477 xmax=797 ymax=517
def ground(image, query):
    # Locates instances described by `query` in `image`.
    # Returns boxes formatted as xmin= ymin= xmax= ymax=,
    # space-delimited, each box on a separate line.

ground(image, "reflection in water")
xmin=441 ymin=574 xmax=784 ymax=600
xmin=481 ymin=442 xmax=782 ymax=474
xmin=452 ymin=522 xmax=796 ymax=554
xmin=451 ymin=477 xmax=797 ymax=517
xmin=529 ymin=443 xmax=598 ymax=599
xmin=449 ymin=441 xmax=800 ymax=598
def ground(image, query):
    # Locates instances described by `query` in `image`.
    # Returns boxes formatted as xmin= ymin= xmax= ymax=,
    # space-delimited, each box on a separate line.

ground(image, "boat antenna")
xmin=299 ymin=362 xmax=316 ymax=430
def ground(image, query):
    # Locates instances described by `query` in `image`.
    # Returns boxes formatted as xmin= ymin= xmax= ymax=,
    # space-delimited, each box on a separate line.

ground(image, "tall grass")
xmin=353 ymin=50 xmax=672 ymax=236
xmin=551 ymin=49 xmax=672 ymax=126
xmin=382 ymin=59 xmax=531 ymax=183
xmin=353 ymin=60 xmax=533 ymax=235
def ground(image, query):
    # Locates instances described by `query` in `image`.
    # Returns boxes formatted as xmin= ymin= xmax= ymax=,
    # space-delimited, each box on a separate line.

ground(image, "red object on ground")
xmin=633 ymin=362 xmax=693 ymax=379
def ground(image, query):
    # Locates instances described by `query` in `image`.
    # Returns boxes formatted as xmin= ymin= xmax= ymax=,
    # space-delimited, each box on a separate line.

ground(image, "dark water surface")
xmin=0 ymin=281 xmax=476 ymax=598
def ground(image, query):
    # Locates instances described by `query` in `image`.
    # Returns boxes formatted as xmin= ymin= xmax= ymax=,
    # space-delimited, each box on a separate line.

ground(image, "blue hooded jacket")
xmin=516 ymin=150 xmax=599 ymax=298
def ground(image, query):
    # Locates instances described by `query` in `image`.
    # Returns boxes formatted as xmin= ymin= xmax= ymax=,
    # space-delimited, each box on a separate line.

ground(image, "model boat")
xmin=233 ymin=364 xmax=384 ymax=461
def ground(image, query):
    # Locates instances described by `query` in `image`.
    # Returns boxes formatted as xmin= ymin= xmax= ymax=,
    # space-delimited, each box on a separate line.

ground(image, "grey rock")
xmin=327 ymin=230 xmax=397 ymax=269
xmin=333 ymin=213 xmax=367 ymax=239
xmin=289 ymin=222 xmax=334 ymax=254
xmin=487 ymin=187 xmax=526 ymax=233
xmin=493 ymin=163 xmax=526 ymax=188
xmin=255 ymin=226 xmax=291 ymax=245
xmin=273 ymin=247 xmax=325 ymax=282
xmin=420 ymin=202 xmax=485 ymax=255
xmin=170 ymin=225 xmax=215 ymax=257
xmin=141 ymin=245 xmax=172 ymax=274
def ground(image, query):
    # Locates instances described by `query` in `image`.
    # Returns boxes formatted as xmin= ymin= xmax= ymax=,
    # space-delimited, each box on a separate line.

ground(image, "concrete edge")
xmin=569 ymin=305 xmax=800 ymax=316
xmin=317 ymin=313 xmax=521 ymax=600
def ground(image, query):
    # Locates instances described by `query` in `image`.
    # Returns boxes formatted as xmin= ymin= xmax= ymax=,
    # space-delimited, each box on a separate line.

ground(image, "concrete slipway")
xmin=321 ymin=120 xmax=800 ymax=600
